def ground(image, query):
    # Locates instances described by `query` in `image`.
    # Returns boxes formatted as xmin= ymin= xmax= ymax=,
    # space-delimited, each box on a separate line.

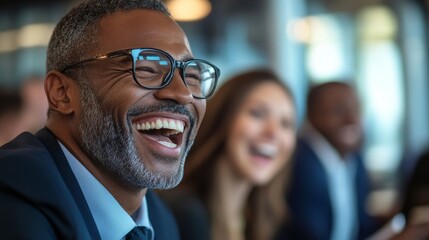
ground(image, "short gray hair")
xmin=46 ymin=0 xmax=170 ymax=73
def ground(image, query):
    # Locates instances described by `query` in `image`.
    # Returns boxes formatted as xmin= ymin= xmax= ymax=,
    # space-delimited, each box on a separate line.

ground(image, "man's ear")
xmin=45 ymin=70 xmax=78 ymax=115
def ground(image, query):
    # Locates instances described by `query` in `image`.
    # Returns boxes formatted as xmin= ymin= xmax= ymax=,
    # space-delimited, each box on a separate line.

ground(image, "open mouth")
xmin=133 ymin=118 xmax=185 ymax=149
xmin=250 ymin=143 xmax=278 ymax=159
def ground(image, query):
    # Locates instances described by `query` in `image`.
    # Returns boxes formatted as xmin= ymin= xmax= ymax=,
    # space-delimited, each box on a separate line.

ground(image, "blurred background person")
xmin=0 ymin=77 xmax=48 ymax=146
xmin=0 ymin=86 xmax=24 ymax=146
xmin=400 ymin=147 xmax=429 ymax=226
xmin=161 ymin=69 xmax=297 ymax=240
xmin=368 ymin=147 xmax=429 ymax=240
xmin=284 ymin=81 xmax=381 ymax=240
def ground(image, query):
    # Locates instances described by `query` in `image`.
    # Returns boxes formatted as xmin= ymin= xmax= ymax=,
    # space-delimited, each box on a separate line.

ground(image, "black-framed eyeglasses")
xmin=61 ymin=48 xmax=221 ymax=99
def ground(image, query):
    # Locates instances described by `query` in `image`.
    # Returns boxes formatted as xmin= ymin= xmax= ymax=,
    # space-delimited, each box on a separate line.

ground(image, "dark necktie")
xmin=125 ymin=226 xmax=152 ymax=240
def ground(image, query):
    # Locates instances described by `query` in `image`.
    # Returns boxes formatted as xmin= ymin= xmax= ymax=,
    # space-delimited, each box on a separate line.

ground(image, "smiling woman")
xmin=160 ymin=69 xmax=297 ymax=240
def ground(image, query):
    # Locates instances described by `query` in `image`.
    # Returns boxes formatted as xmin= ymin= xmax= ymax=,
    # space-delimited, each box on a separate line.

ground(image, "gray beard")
xmin=78 ymin=80 xmax=191 ymax=189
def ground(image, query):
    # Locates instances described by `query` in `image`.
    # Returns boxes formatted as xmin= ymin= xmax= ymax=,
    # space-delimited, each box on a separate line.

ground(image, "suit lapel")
xmin=146 ymin=190 xmax=180 ymax=240
xmin=36 ymin=128 xmax=101 ymax=240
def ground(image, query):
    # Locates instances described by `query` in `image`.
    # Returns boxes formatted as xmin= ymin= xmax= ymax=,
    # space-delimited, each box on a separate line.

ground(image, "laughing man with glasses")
xmin=0 ymin=0 xmax=220 ymax=239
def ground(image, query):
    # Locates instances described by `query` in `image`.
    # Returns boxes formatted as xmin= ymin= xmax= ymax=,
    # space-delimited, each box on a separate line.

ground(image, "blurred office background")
xmin=0 ymin=0 xmax=428 ymax=216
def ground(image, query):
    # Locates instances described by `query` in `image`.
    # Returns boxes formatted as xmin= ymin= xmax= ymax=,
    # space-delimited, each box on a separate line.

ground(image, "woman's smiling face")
xmin=225 ymin=81 xmax=296 ymax=185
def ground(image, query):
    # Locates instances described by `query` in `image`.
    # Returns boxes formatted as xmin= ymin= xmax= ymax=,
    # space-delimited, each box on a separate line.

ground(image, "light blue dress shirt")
xmin=58 ymin=141 xmax=154 ymax=240
xmin=301 ymin=123 xmax=358 ymax=240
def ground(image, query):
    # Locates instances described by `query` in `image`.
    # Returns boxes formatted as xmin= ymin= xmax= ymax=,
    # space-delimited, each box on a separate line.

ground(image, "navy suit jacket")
xmin=285 ymin=138 xmax=378 ymax=240
xmin=0 ymin=128 xmax=180 ymax=240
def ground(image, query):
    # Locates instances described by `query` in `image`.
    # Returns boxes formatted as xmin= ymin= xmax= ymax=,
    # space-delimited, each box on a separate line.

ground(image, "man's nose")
xmin=343 ymin=110 xmax=360 ymax=125
xmin=152 ymin=70 xmax=195 ymax=105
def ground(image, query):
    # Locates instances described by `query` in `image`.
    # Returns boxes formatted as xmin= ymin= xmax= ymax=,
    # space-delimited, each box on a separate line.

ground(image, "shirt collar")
xmin=58 ymin=141 xmax=154 ymax=240
xmin=300 ymin=121 xmax=354 ymax=165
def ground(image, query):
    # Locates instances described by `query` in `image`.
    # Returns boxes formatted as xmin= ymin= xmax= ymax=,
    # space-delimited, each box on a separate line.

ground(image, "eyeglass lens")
xmin=134 ymin=50 xmax=216 ymax=98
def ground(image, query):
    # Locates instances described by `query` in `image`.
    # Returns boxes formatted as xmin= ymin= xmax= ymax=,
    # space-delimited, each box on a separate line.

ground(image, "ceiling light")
xmin=167 ymin=0 xmax=212 ymax=22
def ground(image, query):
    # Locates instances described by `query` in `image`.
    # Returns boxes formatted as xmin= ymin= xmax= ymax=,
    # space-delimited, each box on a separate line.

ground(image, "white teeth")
xmin=254 ymin=144 xmax=278 ymax=157
xmin=133 ymin=118 xmax=185 ymax=133
xmin=155 ymin=119 xmax=162 ymax=129
xmin=158 ymin=141 xmax=177 ymax=148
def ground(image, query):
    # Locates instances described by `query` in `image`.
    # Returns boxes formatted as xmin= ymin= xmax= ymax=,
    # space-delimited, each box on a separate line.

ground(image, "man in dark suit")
xmin=0 ymin=0 xmax=220 ymax=239
xmin=285 ymin=82 xmax=379 ymax=240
